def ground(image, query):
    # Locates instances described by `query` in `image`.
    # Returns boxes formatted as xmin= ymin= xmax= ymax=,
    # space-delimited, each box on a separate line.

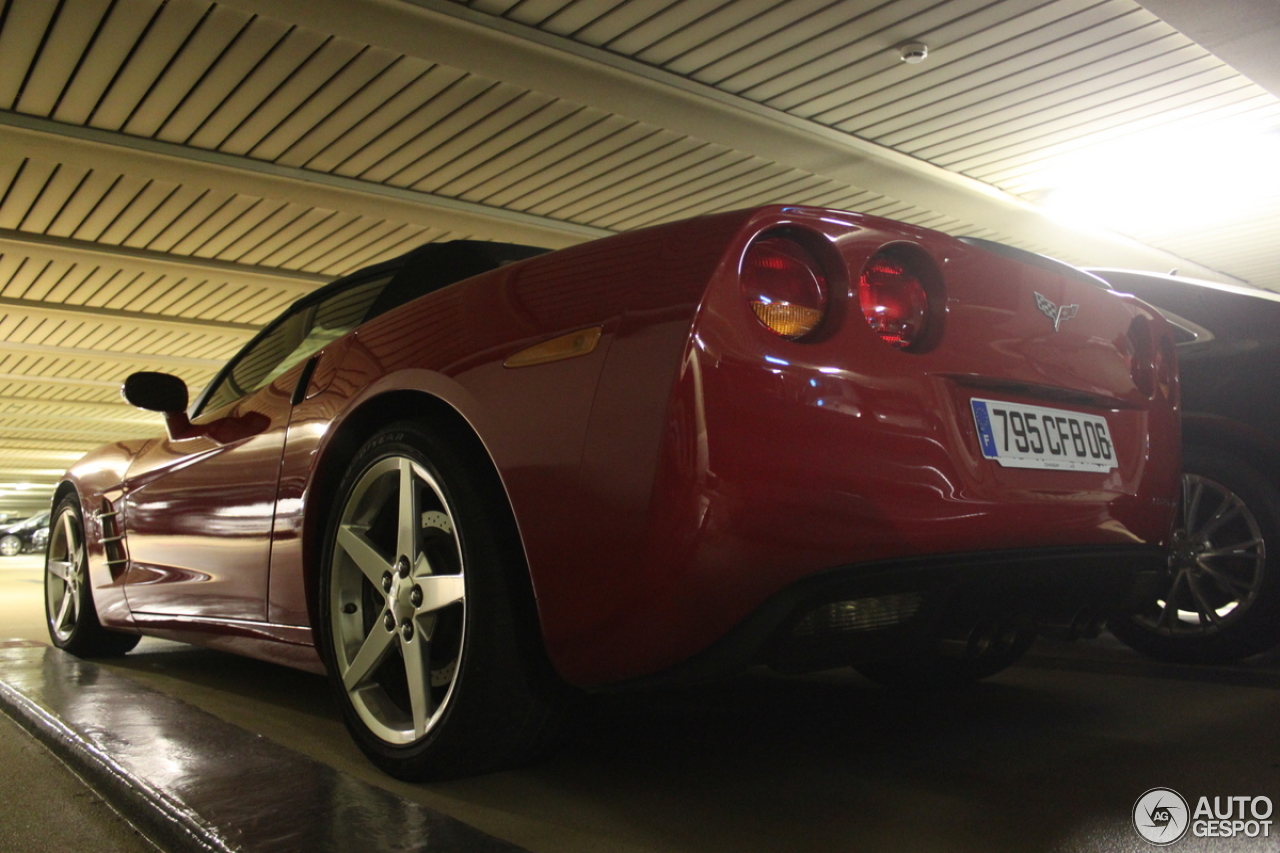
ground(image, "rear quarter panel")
xmin=276 ymin=213 xmax=753 ymax=635
xmin=538 ymin=208 xmax=1180 ymax=685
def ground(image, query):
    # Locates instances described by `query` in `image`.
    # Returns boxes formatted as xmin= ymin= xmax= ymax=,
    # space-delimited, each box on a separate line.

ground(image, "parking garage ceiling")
xmin=0 ymin=0 xmax=1276 ymax=513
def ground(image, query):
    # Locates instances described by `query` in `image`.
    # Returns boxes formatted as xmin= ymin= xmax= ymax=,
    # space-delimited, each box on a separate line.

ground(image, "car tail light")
xmin=1127 ymin=316 xmax=1155 ymax=398
xmin=858 ymin=253 xmax=930 ymax=349
xmin=742 ymin=236 xmax=829 ymax=340
xmin=1155 ymin=331 xmax=1177 ymax=402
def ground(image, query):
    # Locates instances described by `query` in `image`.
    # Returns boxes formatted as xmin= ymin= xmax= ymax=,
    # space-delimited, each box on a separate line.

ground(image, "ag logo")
xmin=1034 ymin=291 xmax=1079 ymax=332
xmin=1134 ymin=788 xmax=1190 ymax=845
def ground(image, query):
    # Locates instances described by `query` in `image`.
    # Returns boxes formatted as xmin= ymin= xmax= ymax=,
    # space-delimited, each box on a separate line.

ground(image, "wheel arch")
xmin=300 ymin=390 xmax=534 ymax=636
xmin=52 ymin=479 xmax=78 ymax=512
xmin=1182 ymin=414 xmax=1280 ymax=485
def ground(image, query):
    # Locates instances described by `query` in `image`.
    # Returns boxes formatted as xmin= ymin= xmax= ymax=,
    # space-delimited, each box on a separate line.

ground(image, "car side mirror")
xmin=122 ymin=372 xmax=194 ymax=440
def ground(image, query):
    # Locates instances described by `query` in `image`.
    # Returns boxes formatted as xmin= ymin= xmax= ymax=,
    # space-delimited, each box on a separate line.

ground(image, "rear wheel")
xmin=45 ymin=496 xmax=140 ymax=657
xmin=320 ymin=422 xmax=569 ymax=780
xmin=1110 ymin=447 xmax=1280 ymax=663
xmin=0 ymin=534 xmax=21 ymax=556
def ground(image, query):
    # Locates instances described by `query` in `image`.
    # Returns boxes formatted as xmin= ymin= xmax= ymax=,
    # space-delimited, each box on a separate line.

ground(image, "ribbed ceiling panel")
xmin=0 ymin=0 xmax=1271 ymax=505
xmin=450 ymin=0 xmax=1280 ymax=294
xmin=0 ymin=0 xmax=966 ymax=238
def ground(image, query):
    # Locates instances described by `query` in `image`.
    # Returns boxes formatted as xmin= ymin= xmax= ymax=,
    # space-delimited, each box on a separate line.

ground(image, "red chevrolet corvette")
xmin=47 ymin=206 xmax=1180 ymax=779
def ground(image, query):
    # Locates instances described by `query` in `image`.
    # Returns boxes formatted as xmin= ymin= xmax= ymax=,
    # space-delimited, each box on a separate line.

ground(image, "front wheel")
xmin=1110 ymin=447 xmax=1280 ymax=663
xmin=0 ymin=534 xmax=22 ymax=556
xmin=45 ymin=496 xmax=140 ymax=657
xmin=320 ymin=422 xmax=569 ymax=780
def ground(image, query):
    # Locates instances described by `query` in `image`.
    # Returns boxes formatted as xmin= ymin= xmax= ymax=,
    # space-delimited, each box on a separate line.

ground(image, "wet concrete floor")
xmin=3 ymin=555 xmax=1280 ymax=852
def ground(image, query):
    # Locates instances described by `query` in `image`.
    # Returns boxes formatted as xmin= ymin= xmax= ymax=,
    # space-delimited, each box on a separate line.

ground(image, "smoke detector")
xmin=899 ymin=43 xmax=929 ymax=64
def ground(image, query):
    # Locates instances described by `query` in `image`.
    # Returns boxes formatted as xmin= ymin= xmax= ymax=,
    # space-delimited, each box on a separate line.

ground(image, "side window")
xmin=198 ymin=275 xmax=392 ymax=415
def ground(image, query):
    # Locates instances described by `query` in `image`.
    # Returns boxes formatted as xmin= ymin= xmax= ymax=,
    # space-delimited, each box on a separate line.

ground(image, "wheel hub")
xmin=386 ymin=558 xmax=419 ymax=627
xmin=1169 ymin=529 xmax=1206 ymax=571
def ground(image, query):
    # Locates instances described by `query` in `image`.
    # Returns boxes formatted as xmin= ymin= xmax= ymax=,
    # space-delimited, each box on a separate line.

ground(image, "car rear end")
xmin=582 ymin=206 xmax=1180 ymax=684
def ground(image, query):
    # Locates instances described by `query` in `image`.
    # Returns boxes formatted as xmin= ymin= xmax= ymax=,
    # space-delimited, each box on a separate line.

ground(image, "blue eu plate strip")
xmin=971 ymin=399 xmax=999 ymax=459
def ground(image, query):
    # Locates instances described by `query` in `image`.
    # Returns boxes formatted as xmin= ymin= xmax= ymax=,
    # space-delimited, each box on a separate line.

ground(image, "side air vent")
xmin=97 ymin=501 xmax=129 ymax=578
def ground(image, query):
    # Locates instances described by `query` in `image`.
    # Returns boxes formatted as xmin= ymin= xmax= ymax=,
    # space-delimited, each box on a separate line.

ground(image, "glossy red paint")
xmin=119 ymin=372 xmax=295 ymax=622
xmin=61 ymin=206 xmax=1180 ymax=687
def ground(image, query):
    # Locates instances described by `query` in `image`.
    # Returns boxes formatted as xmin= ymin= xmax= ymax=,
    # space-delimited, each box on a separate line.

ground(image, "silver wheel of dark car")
xmin=329 ymin=454 xmax=466 ymax=745
xmin=320 ymin=422 xmax=571 ymax=780
xmin=0 ymin=534 xmax=21 ymax=557
xmin=44 ymin=496 xmax=140 ymax=657
xmin=1142 ymin=474 xmax=1264 ymax=634
xmin=1111 ymin=448 xmax=1280 ymax=663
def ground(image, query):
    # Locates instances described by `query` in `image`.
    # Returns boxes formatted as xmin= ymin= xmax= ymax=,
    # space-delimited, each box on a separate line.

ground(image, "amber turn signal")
xmin=504 ymin=326 xmax=603 ymax=368
xmin=742 ymin=236 xmax=829 ymax=340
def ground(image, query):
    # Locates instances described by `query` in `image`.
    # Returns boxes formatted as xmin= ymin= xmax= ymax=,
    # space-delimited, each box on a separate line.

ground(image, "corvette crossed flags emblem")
xmin=1034 ymin=292 xmax=1079 ymax=332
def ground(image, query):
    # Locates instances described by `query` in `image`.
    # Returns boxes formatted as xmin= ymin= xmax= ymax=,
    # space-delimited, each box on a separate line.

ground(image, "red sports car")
xmin=47 ymin=206 xmax=1181 ymax=779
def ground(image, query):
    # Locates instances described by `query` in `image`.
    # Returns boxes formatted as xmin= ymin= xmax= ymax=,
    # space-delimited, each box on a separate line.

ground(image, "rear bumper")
xmin=604 ymin=544 xmax=1165 ymax=690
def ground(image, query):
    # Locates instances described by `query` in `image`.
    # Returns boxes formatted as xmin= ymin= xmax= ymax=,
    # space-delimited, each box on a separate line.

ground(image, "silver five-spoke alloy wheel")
xmin=46 ymin=508 xmax=86 ymax=644
xmin=329 ymin=455 xmax=466 ymax=745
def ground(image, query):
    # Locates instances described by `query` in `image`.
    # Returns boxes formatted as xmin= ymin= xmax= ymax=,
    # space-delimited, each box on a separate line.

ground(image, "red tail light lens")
xmin=1155 ymin=331 xmax=1178 ymax=402
xmin=742 ymin=237 xmax=828 ymax=340
xmin=1127 ymin=316 xmax=1155 ymax=398
xmin=859 ymin=254 xmax=929 ymax=349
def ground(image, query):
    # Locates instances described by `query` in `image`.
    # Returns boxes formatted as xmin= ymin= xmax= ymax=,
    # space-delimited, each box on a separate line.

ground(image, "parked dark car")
xmin=0 ymin=511 xmax=50 ymax=556
xmin=1089 ymin=269 xmax=1280 ymax=663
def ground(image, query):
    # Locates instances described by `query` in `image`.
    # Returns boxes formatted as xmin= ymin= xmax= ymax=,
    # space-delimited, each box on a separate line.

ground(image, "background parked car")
xmin=0 ymin=511 xmax=50 ymax=556
xmin=1088 ymin=269 xmax=1280 ymax=663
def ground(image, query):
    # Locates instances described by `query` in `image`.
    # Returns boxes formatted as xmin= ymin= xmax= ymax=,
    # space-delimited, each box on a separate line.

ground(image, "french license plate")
xmin=970 ymin=398 xmax=1117 ymax=472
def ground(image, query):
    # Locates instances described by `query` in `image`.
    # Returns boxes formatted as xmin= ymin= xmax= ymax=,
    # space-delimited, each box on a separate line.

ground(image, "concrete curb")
xmin=0 ymin=670 xmax=230 ymax=853
xmin=0 ymin=644 xmax=527 ymax=853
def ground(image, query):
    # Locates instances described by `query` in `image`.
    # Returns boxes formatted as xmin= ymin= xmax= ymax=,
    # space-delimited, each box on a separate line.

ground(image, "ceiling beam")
xmin=0 ymin=440 xmax=94 ymax=455
xmin=0 ymin=373 xmax=121 ymax=389
xmin=0 ymin=410 xmax=157 ymax=426
xmin=213 ymin=0 xmax=1236 ymax=280
xmin=0 ymin=112 xmax=611 ymax=250
xmin=0 ymin=340 xmax=224 ymax=368
xmin=0 ymin=395 xmax=138 ymax=411
xmin=0 ymin=228 xmax=327 ymax=291
xmin=0 ymin=295 xmax=259 ymax=338
xmin=0 ymin=424 xmax=151 ymax=439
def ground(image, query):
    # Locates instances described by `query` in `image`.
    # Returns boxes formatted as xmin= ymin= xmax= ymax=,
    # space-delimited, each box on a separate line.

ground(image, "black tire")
xmin=0 ymin=534 xmax=22 ymax=557
xmin=318 ymin=421 xmax=570 ymax=780
xmin=855 ymin=620 xmax=1036 ymax=690
xmin=45 ymin=496 xmax=140 ymax=657
xmin=1109 ymin=447 xmax=1280 ymax=664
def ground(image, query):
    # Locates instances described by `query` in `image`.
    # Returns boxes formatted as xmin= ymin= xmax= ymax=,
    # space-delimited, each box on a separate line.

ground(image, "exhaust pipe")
xmin=1037 ymin=607 xmax=1104 ymax=641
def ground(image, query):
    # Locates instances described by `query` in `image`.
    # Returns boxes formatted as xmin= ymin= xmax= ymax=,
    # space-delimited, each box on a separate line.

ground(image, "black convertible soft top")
xmin=292 ymin=240 xmax=551 ymax=327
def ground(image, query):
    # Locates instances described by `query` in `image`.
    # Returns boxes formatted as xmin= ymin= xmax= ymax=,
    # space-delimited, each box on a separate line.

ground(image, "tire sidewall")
xmin=1111 ymin=446 xmax=1280 ymax=663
